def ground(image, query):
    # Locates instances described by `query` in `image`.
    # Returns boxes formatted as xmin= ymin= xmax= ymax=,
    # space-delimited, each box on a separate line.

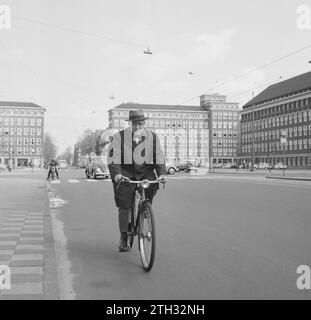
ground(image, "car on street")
xmin=166 ymin=163 xmax=179 ymax=174
xmin=177 ymin=162 xmax=193 ymax=173
xmin=0 ymin=163 xmax=7 ymax=171
xmin=222 ymin=163 xmax=233 ymax=169
xmin=213 ymin=163 xmax=223 ymax=168
xmin=85 ymin=163 xmax=110 ymax=179
xmin=273 ymin=162 xmax=287 ymax=169
xmin=230 ymin=164 xmax=239 ymax=169
xmin=257 ymin=163 xmax=268 ymax=169
xmin=59 ymin=159 xmax=68 ymax=169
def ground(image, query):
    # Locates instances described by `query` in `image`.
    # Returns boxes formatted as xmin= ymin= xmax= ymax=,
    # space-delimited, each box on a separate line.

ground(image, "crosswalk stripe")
xmin=67 ymin=179 xmax=79 ymax=183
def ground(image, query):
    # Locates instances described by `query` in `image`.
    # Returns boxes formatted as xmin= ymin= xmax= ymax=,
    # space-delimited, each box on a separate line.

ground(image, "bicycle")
xmin=118 ymin=177 xmax=165 ymax=272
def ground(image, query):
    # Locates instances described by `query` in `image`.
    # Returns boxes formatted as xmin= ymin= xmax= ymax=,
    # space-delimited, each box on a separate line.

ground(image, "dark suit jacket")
xmin=108 ymin=127 xmax=166 ymax=181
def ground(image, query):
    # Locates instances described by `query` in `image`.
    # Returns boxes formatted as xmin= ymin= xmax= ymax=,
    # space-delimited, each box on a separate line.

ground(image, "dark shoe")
xmin=118 ymin=233 xmax=130 ymax=252
xmin=118 ymin=240 xmax=130 ymax=252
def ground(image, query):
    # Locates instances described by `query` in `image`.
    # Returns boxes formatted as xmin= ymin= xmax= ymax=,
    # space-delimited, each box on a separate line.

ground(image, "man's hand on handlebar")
xmin=158 ymin=175 xmax=167 ymax=184
xmin=114 ymin=174 xmax=130 ymax=183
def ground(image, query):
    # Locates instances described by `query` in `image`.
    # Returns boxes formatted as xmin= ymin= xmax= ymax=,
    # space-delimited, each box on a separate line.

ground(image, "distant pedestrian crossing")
xmin=49 ymin=178 xmax=112 ymax=184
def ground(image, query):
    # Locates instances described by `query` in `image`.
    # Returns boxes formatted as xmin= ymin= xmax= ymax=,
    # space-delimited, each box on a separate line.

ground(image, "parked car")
xmin=85 ymin=163 xmax=110 ymax=179
xmin=0 ymin=163 xmax=7 ymax=171
xmin=257 ymin=162 xmax=272 ymax=170
xmin=273 ymin=163 xmax=287 ymax=169
xmin=213 ymin=163 xmax=223 ymax=168
xmin=177 ymin=162 xmax=193 ymax=173
xmin=222 ymin=163 xmax=233 ymax=169
xmin=230 ymin=164 xmax=239 ymax=169
xmin=166 ymin=163 xmax=179 ymax=174
xmin=59 ymin=160 xmax=68 ymax=169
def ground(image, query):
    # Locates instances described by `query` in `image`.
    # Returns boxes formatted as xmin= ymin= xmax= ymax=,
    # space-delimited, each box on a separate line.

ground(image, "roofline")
xmin=0 ymin=101 xmax=46 ymax=110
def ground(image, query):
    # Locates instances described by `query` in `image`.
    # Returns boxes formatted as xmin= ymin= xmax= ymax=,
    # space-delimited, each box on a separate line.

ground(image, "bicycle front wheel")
xmin=138 ymin=201 xmax=156 ymax=272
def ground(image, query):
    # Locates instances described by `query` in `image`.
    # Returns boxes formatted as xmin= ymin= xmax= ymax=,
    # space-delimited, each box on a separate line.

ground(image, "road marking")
xmin=86 ymin=179 xmax=97 ymax=182
xmin=67 ymin=179 xmax=79 ymax=183
xmin=50 ymin=180 xmax=61 ymax=184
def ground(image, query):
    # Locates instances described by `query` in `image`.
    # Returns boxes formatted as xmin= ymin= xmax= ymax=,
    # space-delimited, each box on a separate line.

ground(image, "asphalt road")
xmin=48 ymin=168 xmax=311 ymax=299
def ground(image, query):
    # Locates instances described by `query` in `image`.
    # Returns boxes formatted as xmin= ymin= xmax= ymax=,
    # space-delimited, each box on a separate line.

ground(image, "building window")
xmin=24 ymin=138 xmax=29 ymax=145
xmin=36 ymin=148 xmax=41 ymax=155
xmin=37 ymin=119 xmax=42 ymax=126
xmin=24 ymin=148 xmax=29 ymax=155
xmin=17 ymin=148 xmax=22 ymax=155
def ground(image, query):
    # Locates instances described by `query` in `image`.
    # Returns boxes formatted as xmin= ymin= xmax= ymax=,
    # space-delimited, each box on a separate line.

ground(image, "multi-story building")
xmin=239 ymin=71 xmax=311 ymax=168
xmin=108 ymin=103 xmax=210 ymax=165
xmin=108 ymin=96 xmax=239 ymax=166
xmin=0 ymin=101 xmax=46 ymax=168
xmin=200 ymin=94 xmax=240 ymax=165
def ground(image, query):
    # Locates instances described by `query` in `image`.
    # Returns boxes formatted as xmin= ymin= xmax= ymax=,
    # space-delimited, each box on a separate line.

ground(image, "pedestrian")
xmin=108 ymin=109 xmax=167 ymax=252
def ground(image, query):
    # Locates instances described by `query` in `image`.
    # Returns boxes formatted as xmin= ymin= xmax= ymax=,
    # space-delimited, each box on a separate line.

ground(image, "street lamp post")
xmin=250 ymin=90 xmax=255 ymax=172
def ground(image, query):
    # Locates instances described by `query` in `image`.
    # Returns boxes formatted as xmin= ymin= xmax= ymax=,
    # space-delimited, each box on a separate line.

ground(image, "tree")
xmin=43 ymin=133 xmax=57 ymax=161
xmin=58 ymin=146 xmax=74 ymax=165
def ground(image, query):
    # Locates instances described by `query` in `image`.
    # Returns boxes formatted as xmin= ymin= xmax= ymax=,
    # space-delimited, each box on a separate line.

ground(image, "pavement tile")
xmin=16 ymin=245 xmax=43 ymax=250
xmin=0 ymin=255 xmax=12 ymax=261
xmin=0 ymin=245 xmax=16 ymax=250
xmin=11 ymin=211 xmax=28 ymax=214
xmin=0 ymin=250 xmax=14 ymax=255
xmin=18 ymin=241 xmax=44 ymax=246
xmin=0 ymin=282 xmax=42 ymax=295
xmin=0 ymin=294 xmax=44 ymax=300
xmin=15 ymin=250 xmax=44 ymax=255
xmin=21 ymin=231 xmax=44 ymax=235
xmin=0 ymin=241 xmax=17 ymax=245
xmin=19 ymin=237 xmax=44 ymax=241
xmin=24 ymin=221 xmax=44 ymax=225
xmin=0 ymin=236 xmax=19 ymax=241
xmin=11 ymin=274 xmax=43 ymax=283
xmin=23 ymin=225 xmax=44 ymax=230
xmin=0 ymin=228 xmax=23 ymax=231
xmin=9 ymin=260 xmax=43 ymax=267
xmin=8 ymin=214 xmax=27 ymax=219
xmin=12 ymin=254 xmax=43 ymax=261
xmin=10 ymin=267 xmax=43 ymax=274
xmin=0 ymin=234 xmax=20 ymax=238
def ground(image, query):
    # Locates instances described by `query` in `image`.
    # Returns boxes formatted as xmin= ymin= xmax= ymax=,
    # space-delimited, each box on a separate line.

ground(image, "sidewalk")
xmin=208 ymin=168 xmax=311 ymax=181
xmin=0 ymin=172 xmax=59 ymax=299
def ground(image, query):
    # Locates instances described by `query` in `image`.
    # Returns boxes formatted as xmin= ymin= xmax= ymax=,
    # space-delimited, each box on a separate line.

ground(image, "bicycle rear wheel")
xmin=138 ymin=201 xmax=156 ymax=272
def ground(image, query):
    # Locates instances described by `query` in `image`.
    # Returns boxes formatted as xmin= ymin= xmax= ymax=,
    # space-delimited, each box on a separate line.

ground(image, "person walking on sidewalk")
xmin=108 ymin=110 xmax=167 ymax=252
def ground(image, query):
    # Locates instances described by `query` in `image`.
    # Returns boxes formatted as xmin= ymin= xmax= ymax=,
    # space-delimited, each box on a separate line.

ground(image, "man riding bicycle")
xmin=47 ymin=158 xmax=59 ymax=180
xmin=108 ymin=110 xmax=167 ymax=252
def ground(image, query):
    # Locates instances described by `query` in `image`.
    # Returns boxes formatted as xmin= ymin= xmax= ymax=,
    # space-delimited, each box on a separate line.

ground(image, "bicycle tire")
xmin=128 ymin=193 xmax=138 ymax=248
xmin=128 ymin=207 xmax=135 ymax=248
xmin=138 ymin=201 xmax=156 ymax=272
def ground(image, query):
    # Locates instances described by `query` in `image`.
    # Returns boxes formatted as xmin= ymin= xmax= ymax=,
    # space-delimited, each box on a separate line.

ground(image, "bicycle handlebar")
xmin=117 ymin=177 xmax=166 ymax=190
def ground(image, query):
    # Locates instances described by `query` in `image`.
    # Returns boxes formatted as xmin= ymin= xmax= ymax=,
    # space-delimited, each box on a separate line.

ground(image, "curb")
xmin=266 ymin=176 xmax=311 ymax=182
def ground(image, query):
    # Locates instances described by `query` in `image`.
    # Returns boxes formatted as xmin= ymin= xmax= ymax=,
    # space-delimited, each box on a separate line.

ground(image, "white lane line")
xmin=67 ymin=179 xmax=80 ymax=183
xmin=50 ymin=180 xmax=61 ymax=184
xmin=86 ymin=179 xmax=97 ymax=182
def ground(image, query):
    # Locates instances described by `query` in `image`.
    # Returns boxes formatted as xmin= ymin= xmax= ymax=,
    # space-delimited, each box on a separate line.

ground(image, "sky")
xmin=0 ymin=0 xmax=311 ymax=154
